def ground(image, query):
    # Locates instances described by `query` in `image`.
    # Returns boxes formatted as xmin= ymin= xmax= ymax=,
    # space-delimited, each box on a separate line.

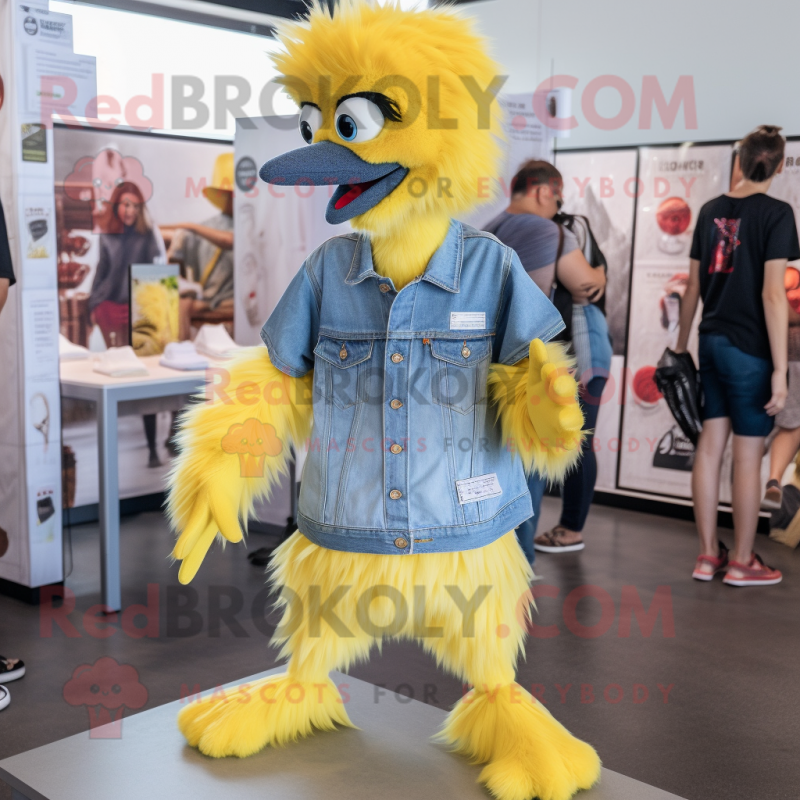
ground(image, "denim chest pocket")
xmin=314 ymin=336 xmax=375 ymax=410
xmin=430 ymin=336 xmax=492 ymax=415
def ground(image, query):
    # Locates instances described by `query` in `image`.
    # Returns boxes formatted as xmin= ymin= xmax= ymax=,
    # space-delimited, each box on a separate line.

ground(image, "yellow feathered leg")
xmin=191 ymin=530 xmax=599 ymax=797
xmin=413 ymin=532 xmax=600 ymax=800
xmin=178 ymin=531 xmax=383 ymax=757
xmin=177 ymin=534 xmax=367 ymax=757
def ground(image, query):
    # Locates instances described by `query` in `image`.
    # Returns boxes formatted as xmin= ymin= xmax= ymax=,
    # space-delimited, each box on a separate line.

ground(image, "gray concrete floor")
xmin=1 ymin=497 xmax=799 ymax=800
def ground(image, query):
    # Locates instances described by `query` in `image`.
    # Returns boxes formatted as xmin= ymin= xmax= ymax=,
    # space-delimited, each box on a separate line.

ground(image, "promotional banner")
xmin=54 ymin=126 xmax=231 ymax=508
xmin=768 ymin=139 xmax=800 ymax=250
xmin=0 ymin=0 xmax=72 ymax=589
xmin=556 ymin=148 xmax=638 ymax=491
xmin=618 ymin=144 xmax=733 ymax=497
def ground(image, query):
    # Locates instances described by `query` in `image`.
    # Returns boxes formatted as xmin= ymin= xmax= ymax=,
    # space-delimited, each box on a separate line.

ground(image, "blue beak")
xmin=259 ymin=141 xmax=408 ymax=225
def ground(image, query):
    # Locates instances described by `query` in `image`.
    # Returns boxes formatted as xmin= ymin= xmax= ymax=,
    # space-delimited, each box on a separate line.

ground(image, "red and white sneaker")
xmin=723 ymin=553 xmax=783 ymax=587
xmin=692 ymin=541 xmax=729 ymax=581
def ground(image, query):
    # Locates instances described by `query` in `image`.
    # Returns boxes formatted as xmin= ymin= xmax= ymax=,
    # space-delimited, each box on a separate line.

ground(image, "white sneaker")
xmin=0 ymin=685 xmax=9 ymax=712
xmin=0 ymin=656 xmax=25 ymax=683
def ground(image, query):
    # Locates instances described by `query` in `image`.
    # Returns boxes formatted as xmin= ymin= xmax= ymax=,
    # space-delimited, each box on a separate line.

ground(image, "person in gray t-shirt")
xmin=484 ymin=210 xmax=579 ymax=296
xmin=484 ymin=160 xmax=606 ymax=565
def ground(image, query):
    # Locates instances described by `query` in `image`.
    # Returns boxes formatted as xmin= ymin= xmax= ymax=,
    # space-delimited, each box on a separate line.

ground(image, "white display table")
xmin=59 ymin=356 xmax=208 ymax=612
xmin=0 ymin=671 xmax=686 ymax=800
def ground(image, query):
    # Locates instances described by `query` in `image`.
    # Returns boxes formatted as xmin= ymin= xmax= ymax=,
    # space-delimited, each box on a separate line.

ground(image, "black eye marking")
xmin=337 ymin=92 xmax=402 ymax=123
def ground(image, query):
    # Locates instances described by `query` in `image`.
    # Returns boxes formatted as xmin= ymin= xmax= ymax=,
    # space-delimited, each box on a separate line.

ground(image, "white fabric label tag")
xmin=450 ymin=312 xmax=486 ymax=330
xmin=456 ymin=473 xmax=503 ymax=505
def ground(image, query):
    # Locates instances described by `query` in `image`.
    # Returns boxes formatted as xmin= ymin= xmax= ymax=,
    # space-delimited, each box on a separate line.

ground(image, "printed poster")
xmin=767 ymin=139 xmax=800 ymax=264
xmin=130 ymin=263 xmax=179 ymax=356
xmin=21 ymin=122 xmax=47 ymax=163
xmin=618 ymin=144 xmax=733 ymax=497
xmin=556 ymin=148 xmax=638 ymax=491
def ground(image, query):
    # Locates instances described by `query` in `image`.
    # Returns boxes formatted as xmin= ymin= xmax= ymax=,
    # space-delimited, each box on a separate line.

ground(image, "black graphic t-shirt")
xmin=690 ymin=193 xmax=800 ymax=362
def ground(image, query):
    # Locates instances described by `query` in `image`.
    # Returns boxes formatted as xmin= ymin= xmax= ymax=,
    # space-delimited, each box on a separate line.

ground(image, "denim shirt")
xmin=260 ymin=220 xmax=564 ymax=555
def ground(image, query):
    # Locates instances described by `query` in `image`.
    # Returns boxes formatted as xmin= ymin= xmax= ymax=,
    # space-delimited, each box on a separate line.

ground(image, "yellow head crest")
xmin=263 ymin=0 xmax=503 ymax=235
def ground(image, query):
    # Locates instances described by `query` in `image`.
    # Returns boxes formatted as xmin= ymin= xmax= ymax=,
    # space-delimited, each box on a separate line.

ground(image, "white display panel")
xmin=768 ymin=140 xmax=800 ymax=261
xmin=556 ymin=149 xmax=638 ymax=492
xmin=556 ymin=148 xmax=637 ymax=356
xmin=0 ymin=1 xmax=66 ymax=588
xmin=592 ymin=355 xmax=625 ymax=492
xmin=233 ymin=116 xmax=349 ymax=347
xmin=618 ymin=143 xmax=733 ymax=497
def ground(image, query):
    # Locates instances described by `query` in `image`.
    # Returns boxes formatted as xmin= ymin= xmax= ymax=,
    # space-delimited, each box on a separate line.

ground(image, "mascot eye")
xmin=334 ymin=97 xmax=384 ymax=144
xmin=298 ymin=105 xmax=322 ymax=145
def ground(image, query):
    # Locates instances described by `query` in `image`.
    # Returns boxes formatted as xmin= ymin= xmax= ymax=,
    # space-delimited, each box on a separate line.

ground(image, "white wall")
xmin=470 ymin=0 xmax=800 ymax=149
xmin=50 ymin=0 xmax=291 ymax=138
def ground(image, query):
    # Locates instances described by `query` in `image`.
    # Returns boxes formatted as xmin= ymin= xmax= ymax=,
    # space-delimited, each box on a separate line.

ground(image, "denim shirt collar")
xmin=345 ymin=219 xmax=463 ymax=293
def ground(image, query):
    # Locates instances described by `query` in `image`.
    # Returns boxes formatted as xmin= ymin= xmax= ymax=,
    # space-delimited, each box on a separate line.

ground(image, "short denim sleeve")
xmin=260 ymin=262 xmax=321 ymax=378
xmin=494 ymin=248 xmax=565 ymax=365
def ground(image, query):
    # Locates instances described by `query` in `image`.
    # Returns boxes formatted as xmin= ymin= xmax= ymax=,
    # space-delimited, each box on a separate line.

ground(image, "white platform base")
xmin=0 ymin=670 xmax=686 ymax=800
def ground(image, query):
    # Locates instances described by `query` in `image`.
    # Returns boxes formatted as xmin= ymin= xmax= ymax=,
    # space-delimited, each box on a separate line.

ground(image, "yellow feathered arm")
xmin=488 ymin=339 xmax=585 ymax=483
xmin=166 ymin=347 xmax=313 ymax=584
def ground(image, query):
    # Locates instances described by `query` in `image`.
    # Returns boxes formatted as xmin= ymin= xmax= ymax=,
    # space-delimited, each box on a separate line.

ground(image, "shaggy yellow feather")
xmin=178 ymin=531 xmax=599 ymax=797
xmin=166 ymin=346 xmax=312 ymax=584
xmin=441 ymin=684 xmax=600 ymax=800
xmin=178 ymin=674 xmax=353 ymax=757
xmin=169 ymin=2 xmax=598 ymax=798
xmin=489 ymin=340 xmax=586 ymax=483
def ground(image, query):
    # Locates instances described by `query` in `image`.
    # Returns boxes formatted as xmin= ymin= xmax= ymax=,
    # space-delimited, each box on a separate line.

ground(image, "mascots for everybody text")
xmin=168 ymin=3 xmax=601 ymax=798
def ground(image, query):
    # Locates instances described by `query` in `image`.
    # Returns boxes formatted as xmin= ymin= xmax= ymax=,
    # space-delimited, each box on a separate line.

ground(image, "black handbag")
xmin=655 ymin=348 xmax=703 ymax=447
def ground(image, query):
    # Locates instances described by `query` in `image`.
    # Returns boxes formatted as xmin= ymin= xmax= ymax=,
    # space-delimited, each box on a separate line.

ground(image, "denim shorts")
xmin=698 ymin=332 xmax=774 ymax=437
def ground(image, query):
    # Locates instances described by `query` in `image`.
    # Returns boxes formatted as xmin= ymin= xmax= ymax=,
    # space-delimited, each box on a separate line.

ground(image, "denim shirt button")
xmin=394 ymin=537 xmax=409 ymax=549
xmin=390 ymin=399 xmax=403 ymax=409
xmin=389 ymin=489 xmax=402 ymax=500
xmin=379 ymin=284 xmax=390 ymax=293
xmin=390 ymin=353 xmax=404 ymax=363
xmin=390 ymin=444 xmax=403 ymax=454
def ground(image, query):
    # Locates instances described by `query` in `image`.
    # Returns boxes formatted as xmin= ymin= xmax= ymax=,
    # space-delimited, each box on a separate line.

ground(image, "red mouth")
xmin=334 ymin=178 xmax=381 ymax=210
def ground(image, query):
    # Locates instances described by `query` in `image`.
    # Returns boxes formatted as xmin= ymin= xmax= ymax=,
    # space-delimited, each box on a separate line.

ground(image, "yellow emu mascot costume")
xmin=168 ymin=2 xmax=601 ymax=798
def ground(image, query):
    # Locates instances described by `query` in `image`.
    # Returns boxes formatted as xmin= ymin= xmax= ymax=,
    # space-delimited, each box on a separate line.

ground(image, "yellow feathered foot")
xmin=177 ymin=674 xmax=354 ymax=758
xmin=440 ymin=684 xmax=601 ymax=800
